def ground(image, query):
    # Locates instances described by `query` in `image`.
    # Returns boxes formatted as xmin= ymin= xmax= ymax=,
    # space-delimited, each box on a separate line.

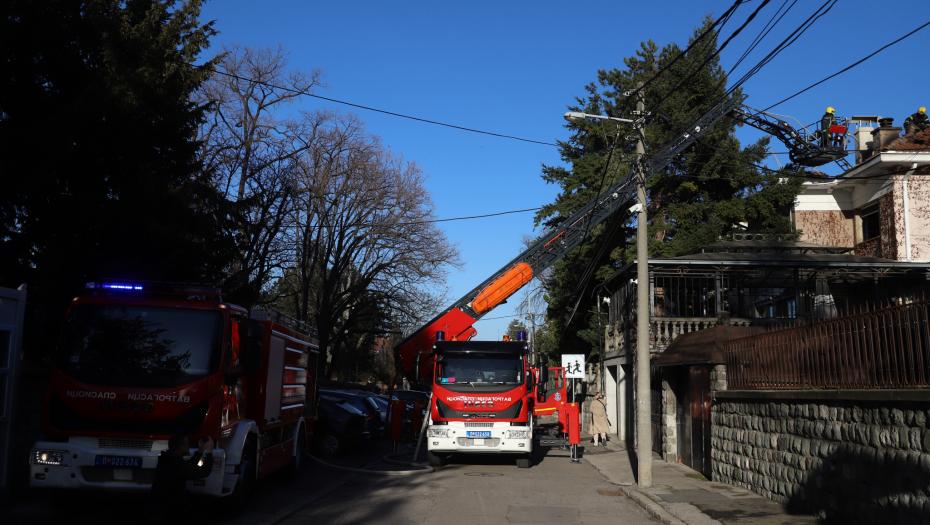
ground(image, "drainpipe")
xmin=903 ymin=163 xmax=917 ymax=262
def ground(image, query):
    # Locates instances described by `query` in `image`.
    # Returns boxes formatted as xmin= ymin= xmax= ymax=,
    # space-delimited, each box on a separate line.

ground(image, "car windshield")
xmin=56 ymin=304 xmax=224 ymax=387
xmin=323 ymin=398 xmax=364 ymax=416
xmin=436 ymin=353 xmax=523 ymax=386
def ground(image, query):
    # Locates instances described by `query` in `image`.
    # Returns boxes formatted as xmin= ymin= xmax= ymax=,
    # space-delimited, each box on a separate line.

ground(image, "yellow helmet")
xmin=921 ymin=107 xmax=927 ymax=114
xmin=826 ymin=107 xmax=835 ymax=114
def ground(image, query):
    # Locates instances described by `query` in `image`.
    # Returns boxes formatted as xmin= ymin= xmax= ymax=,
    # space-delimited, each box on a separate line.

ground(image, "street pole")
xmin=635 ymin=81 xmax=653 ymax=488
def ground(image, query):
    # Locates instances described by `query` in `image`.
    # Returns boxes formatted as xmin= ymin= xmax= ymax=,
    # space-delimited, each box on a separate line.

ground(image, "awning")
xmin=652 ymin=325 xmax=764 ymax=367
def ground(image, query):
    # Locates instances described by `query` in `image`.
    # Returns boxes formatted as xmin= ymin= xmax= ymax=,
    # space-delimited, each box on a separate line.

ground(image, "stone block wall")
xmin=661 ymin=379 xmax=676 ymax=462
xmin=712 ymin=391 xmax=930 ymax=523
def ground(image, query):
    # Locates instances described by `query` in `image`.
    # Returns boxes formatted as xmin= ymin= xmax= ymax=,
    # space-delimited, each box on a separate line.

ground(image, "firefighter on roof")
xmin=905 ymin=107 xmax=929 ymax=134
xmin=820 ymin=107 xmax=838 ymax=148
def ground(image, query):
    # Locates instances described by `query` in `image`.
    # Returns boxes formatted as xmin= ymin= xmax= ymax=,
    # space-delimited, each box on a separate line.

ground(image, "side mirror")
xmin=247 ymin=320 xmax=265 ymax=341
xmin=242 ymin=321 xmax=265 ymax=376
xmin=243 ymin=341 xmax=263 ymax=376
xmin=536 ymin=355 xmax=549 ymax=403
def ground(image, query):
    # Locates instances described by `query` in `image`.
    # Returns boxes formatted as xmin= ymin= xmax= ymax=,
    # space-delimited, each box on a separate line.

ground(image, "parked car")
xmin=320 ymin=389 xmax=386 ymax=436
xmin=321 ymin=389 xmax=382 ymax=418
xmin=314 ymin=396 xmax=376 ymax=457
xmin=390 ymin=389 xmax=430 ymax=402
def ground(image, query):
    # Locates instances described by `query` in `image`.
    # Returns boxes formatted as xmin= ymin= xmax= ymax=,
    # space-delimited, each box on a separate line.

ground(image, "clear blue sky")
xmin=199 ymin=0 xmax=930 ymax=341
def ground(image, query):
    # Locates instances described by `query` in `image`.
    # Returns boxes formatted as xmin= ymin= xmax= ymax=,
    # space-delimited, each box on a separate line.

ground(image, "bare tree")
xmin=196 ymin=44 xmax=330 ymax=301
xmin=286 ymin=121 xmax=462 ymax=378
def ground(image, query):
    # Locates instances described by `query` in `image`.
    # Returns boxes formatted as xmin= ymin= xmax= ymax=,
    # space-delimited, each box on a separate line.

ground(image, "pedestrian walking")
xmin=589 ymin=392 xmax=610 ymax=446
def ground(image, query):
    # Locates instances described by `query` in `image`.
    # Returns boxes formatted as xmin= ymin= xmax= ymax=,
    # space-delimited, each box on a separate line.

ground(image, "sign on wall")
xmin=561 ymin=354 xmax=585 ymax=379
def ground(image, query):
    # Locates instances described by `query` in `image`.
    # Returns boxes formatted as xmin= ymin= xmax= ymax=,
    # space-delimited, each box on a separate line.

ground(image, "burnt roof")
xmin=882 ymin=127 xmax=930 ymax=152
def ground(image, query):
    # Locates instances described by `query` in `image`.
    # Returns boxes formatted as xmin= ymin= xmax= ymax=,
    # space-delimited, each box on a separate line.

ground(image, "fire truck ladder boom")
xmin=394 ymin=94 xmax=747 ymax=367
xmin=730 ymin=106 xmax=852 ymax=171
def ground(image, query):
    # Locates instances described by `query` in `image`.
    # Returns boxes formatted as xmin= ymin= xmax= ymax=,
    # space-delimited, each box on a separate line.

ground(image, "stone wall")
xmin=712 ymin=390 xmax=930 ymax=523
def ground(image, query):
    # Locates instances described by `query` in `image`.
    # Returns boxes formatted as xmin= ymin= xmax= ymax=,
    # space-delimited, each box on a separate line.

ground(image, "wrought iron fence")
xmin=725 ymin=299 xmax=930 ymax=390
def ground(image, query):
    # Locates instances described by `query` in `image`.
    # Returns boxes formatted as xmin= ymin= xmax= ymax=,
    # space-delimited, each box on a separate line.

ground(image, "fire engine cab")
xmin=29 ymin=281 xmax=318 ymax=501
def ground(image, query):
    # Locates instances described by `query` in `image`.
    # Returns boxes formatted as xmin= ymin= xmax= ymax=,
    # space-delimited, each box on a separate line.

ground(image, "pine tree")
xmin=0 ymin=0 xmax=235 ymax=361
xmin=536 ymin=15 xmax=803 ymax=357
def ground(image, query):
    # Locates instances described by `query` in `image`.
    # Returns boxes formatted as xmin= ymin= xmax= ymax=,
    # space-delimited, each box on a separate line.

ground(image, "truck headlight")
xmin=32 ymin=450 xmax=68 ymax=466
xmin=507 ymin=430 xmax=530 ymax=440
xmin=427 ymin=429 xmax=449 ymax=438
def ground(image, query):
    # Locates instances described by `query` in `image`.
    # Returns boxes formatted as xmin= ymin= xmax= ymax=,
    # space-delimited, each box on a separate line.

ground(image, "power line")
xmin=211 ymin=70 xmax=559 ymax=147
xmin=624 ymin=0 xmax=747 ymax=101
xmin=763 ymin=19 xmax=930 ymax=110
xmin=394 ymin=207 xmax=543 ymax=226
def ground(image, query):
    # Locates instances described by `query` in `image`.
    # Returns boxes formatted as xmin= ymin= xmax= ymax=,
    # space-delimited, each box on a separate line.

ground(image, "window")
xmin=861 ymin=205 xmax=880 ymax=241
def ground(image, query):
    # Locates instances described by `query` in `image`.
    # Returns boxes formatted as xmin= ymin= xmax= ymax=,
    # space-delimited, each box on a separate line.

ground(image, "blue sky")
xmin=199 ymin=0 xmax=930 ymax=341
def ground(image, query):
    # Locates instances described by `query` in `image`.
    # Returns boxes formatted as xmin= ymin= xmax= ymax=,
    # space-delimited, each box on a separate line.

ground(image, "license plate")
xmin=466 ymin=431 xmax=491 ymax=438
xmin=95 ymin=456 xmax=142 ymax=468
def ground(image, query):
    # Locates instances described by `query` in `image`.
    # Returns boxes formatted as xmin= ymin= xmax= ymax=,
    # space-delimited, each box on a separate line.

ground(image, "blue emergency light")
xmin=101 ymin=283 xmax=143 ymax=291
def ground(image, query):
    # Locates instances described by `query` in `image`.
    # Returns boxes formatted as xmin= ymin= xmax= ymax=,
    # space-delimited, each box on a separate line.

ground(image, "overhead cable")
xmin=763 ymin=19 xmax=930 ymax=110
xmin=211 ymin=70 xmax=558 ymax=147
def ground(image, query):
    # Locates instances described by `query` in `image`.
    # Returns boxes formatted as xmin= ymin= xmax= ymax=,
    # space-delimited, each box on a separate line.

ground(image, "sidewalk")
xmin=579 ymin=434 xmax=820 ymax=525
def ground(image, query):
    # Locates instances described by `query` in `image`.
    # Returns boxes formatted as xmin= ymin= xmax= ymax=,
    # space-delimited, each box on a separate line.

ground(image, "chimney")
xmin=871 ymin=117 xmax=903 ymax=152
xmin=851 ymin=116 xmax=879 ymax=164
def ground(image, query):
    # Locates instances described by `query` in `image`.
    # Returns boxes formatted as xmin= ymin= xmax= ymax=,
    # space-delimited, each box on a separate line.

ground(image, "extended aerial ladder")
xmin=394 ymin=95 xmax=852 ymax=384
xmin=395 ymin=94 xmax=748 ymax=383
xmin=731 ymin=105 xmax=851 ymax=171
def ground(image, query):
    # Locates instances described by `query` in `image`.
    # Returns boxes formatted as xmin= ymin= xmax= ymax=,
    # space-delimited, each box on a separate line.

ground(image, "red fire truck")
xmin=412 ymin=331 xmax=547 ymax=468
xmin=29 ymin=281 xmax=318 ymax=501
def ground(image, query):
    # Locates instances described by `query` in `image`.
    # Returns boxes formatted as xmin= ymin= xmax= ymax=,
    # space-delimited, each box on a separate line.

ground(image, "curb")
xmin=618 ymin=485 xmax=687 ymax=525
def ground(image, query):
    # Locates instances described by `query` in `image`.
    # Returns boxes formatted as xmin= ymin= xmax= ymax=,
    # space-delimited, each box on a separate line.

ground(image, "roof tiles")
xmin=882 ymin=127 xmax=930 ymax=152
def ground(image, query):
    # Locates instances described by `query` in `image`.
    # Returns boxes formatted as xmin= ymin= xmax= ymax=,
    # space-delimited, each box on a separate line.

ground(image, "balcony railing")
xmin=606 ymin=317 xmax=793 ymax=353
xmin=854 ymin=237 xmax=881 ymax=258
xmin=726 ymin=299 xmax=930 ymax=390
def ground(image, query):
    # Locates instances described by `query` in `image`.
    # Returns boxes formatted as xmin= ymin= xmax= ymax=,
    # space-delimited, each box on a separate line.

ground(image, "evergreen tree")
xmin=505 ymin=319 xmax=528 ymax=341
xmin=537 ymin=15 xmax=803 ymax=357
xmin=0 ymin=0 xmax=235 ymax=361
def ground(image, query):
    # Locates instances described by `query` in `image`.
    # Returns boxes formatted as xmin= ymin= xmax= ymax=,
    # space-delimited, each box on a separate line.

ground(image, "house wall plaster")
xmin=795 ymin=210 xmax=855 ymax=248
xmin=893 ymin=172 xmax=930 ymax=261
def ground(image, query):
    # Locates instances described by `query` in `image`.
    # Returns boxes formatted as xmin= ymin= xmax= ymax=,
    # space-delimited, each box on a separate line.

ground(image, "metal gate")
xmin=689 ymin=366 xmax=712 ymax=479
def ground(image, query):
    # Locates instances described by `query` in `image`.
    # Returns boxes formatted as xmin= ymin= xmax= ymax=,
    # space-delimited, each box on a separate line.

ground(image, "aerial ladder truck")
xmin=394 ymin=94 xmax=850 ymax=466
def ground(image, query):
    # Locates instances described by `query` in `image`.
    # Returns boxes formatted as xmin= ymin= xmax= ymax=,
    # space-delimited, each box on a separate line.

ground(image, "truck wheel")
xmin=227 ymin=440 xmax=257 ymax=514
xmin=428 ymin=451 xmax=447 ymax=467
xmin=284 ymin=426 xmax=306 ymax=479
xmin=516 ymin=454 xmax=532 ymax=468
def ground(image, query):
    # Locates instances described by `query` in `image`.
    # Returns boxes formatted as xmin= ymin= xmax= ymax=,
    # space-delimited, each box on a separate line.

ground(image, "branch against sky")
xmin=283 ymin=119 xmax=462 ymax=378
xmin=196 ymin=43 xmax=331 ymax=303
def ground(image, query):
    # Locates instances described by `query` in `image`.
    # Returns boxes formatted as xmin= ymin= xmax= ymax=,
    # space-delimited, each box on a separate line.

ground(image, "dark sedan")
xmin=314 ymin=396 xmax=378 ymax=457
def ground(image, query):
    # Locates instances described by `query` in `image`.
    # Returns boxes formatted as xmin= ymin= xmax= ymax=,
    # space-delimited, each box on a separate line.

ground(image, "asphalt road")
xmin=1 ymin=441 xmax=659 ymax=525
xmin=280 ymin=444 xmax=659 ymax=525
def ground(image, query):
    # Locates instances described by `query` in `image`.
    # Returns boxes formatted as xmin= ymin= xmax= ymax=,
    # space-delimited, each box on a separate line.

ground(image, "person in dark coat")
xmin=149 ymin=434 xmax=213 ymax=520
xmin=820 ymin=107 xmax=838 ymax=148
xmin=905 ymin=107 xmax=929 ymax=134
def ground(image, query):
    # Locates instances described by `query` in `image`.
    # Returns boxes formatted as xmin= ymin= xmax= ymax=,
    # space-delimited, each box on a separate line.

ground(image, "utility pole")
xmin=635 ymin=81 xmax=653 ymax=488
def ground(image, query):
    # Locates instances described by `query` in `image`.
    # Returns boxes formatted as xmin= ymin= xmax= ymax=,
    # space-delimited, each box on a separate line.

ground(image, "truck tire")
xmin=283 ymin=425 xmax=306 ymax=479
xmin=516 ymin=454 xmax=532 ymax=468
xmin=226 ymin=439 xmax=258 ymax=514
xmin=427 ymin=451 xmax=447 ymax=467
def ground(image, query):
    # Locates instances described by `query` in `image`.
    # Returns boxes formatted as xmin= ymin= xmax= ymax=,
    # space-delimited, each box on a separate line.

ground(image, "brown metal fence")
xmin=725 ymin=299 xmax=930 ymax=390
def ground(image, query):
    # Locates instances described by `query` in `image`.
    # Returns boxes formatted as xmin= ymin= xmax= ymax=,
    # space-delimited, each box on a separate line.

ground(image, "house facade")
xmin=794 ymin=117 xmax=930 ymax=261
